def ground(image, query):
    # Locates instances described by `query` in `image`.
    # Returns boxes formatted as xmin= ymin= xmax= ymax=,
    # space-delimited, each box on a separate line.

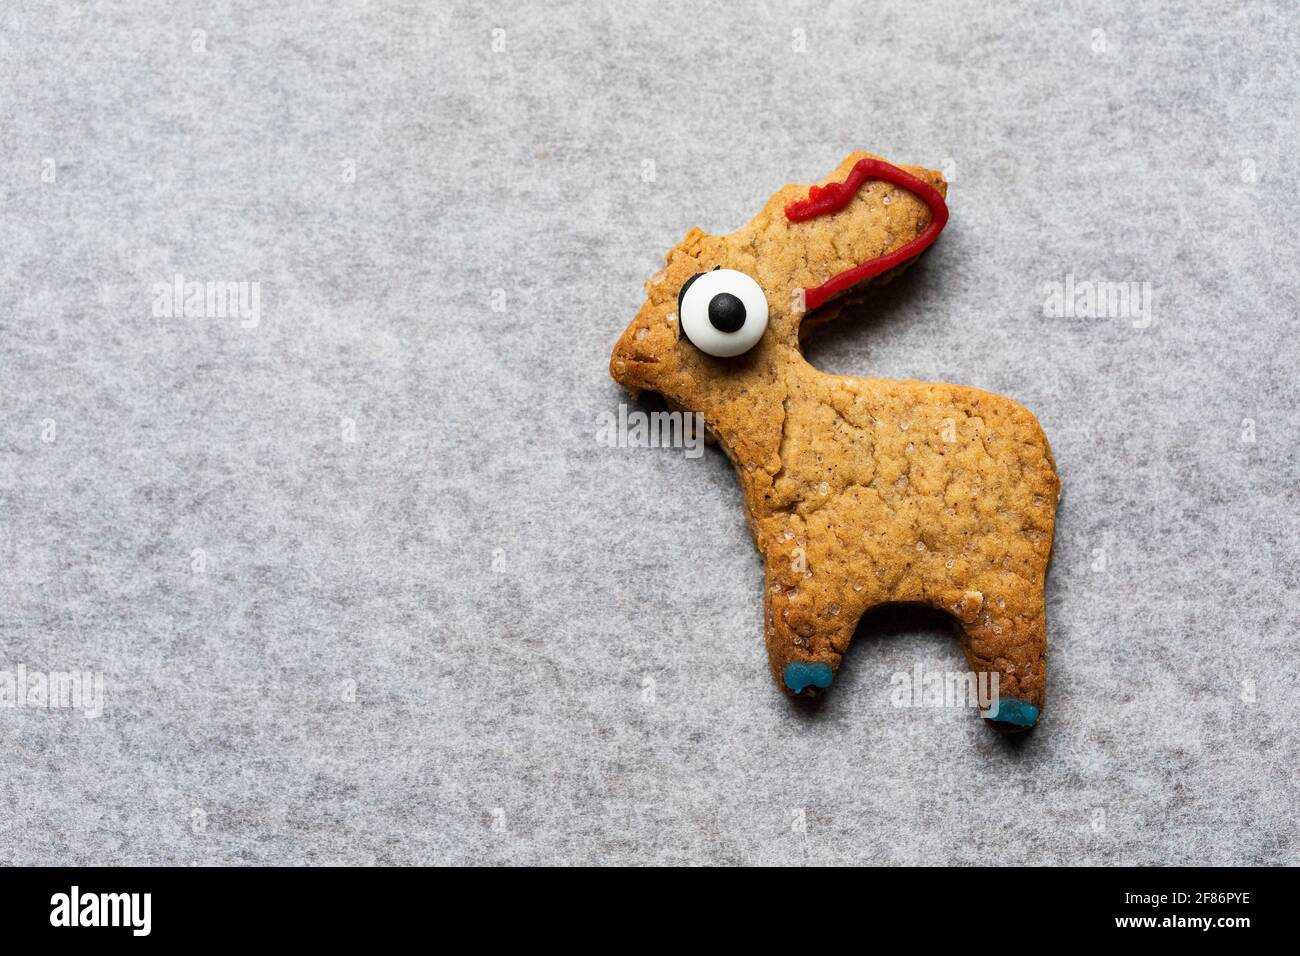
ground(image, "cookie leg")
xmin=959 ymin=589 xmax=1048 ymax=732
xmin=762 ymin=564 xmax=848 ymax=696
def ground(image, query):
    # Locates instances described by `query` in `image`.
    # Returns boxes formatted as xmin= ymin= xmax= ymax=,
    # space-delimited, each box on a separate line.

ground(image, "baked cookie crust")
xmin=611 ymin=152 xmax=1059 ymax=731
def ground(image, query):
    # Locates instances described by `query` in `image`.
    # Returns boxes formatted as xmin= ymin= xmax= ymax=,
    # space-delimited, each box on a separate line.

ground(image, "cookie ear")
xmin=745 ymin=153 xmax=948 ymax=320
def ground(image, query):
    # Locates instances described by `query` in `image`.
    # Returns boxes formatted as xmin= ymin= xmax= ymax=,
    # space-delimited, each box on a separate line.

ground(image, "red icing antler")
xmin=784 ymin=157 xmax=949 ymax=311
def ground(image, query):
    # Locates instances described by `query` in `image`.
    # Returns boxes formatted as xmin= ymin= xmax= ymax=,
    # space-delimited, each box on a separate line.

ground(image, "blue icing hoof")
xmin=984 ymin=697 xmax=1039 ymax=727
xmin=784 ymin=661 xmax=834 ymax=694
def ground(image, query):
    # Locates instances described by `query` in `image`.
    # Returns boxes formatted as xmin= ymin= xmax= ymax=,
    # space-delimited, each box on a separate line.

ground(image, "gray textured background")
xmin=1 ymin=1 xmax=1297 ymax=866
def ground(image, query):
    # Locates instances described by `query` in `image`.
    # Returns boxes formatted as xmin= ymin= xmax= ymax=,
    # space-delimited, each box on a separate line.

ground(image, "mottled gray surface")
xmin=1 ymin=1 xmax=1297 ymax=866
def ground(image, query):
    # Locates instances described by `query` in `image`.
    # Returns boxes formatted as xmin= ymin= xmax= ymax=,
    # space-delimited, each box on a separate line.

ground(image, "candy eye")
xmin=677 ymin=269 xmax=769 ymax=357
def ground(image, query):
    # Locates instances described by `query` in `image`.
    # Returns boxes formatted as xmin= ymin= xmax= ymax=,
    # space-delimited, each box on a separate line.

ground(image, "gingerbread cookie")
xmin=610 ymin=152 xmax=1059 ymax=730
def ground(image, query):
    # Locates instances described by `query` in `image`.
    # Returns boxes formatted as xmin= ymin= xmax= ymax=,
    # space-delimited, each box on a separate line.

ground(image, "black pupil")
xmin=708 ymin=292 xmax=746 ymax=333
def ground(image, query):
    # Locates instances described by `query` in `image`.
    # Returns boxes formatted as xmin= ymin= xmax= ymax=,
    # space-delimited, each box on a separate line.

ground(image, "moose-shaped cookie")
xmin=610 ymin=152 xmax=1059 ymax=730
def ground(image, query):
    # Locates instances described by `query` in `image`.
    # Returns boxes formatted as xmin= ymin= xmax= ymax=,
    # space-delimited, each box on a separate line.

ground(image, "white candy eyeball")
xmin=678 ymin=268 xmax=769 ymax=357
